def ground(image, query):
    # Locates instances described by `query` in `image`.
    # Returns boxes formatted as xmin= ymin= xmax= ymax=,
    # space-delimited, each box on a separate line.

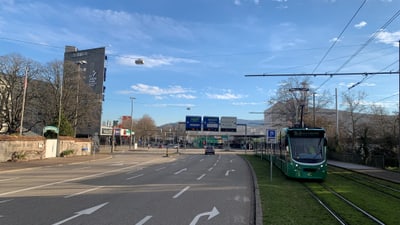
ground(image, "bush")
xmin=10 ymin=151 xmax=26 ymax=161
xmin=60 ymin=149 xmax=74 ymax=157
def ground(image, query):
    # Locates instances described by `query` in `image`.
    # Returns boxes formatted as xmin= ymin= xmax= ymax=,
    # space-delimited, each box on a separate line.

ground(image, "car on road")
xmin=204 ymin=146 xmax=215 ymax=155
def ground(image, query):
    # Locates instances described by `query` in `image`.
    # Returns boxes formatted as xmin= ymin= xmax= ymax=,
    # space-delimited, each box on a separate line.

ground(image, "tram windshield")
xmin=289 ymin=137 xmax=324 ymax=163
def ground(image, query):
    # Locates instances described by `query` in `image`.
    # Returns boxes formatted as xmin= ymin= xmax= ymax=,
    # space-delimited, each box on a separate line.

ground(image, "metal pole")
xmin=313 ymin=92 xmax=316 ymax=127
xmin=336 ymin=88 xmax=339 ymax=137
xmin=56 ymin=74 xmax=63 ymax=157
xmin=130 ymin=97 xmax=135 ymax=150
xmin=245 ymin=124 xmax=248 ymax=155
xmin=74 ymin=67 xmax=79 ymax=137
xmin=20 ymin=67 xmax=28 ymax=135
xmin=398 ymin=40 xmax=400 ymax=170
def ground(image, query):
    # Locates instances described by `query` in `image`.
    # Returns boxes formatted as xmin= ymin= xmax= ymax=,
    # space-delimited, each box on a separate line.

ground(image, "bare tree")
xmin=268 ymin=77 xmax=332 ymax=127
xmin=135 ymin=115 xmax=157 ymax=146
xmin=341 ymin=91 xmax=367 ymax=152
xmin=0 ymin=54 xmax=41 ymax=134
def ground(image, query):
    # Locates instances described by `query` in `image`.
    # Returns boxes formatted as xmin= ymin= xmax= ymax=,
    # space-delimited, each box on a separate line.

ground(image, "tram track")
xmin=329 ymin=166 xmax=400 ymax=200
xmin=303 ymin=182 xmax=386 ymax=225
xmin=249 ymin=154 xmax=400 ymax=224
xmin=302 ymin=183 xmax=347 ymax=225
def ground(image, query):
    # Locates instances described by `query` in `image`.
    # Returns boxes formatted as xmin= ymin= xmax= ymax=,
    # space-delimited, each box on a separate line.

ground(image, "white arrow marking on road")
xmin=225 ymin=169 xmax=236 ymax=176
xmin=189 ymin=207 xmax=219 ymax=225
xmin=52 ymin=202 xmax=109 ymax=225
xmin=136 ymin=215 xmax=152 ymax=225
xmin=174 ymin=168 xmax=187 ymax=175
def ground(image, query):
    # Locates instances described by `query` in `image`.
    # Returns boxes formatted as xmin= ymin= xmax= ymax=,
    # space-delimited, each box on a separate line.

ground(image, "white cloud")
xmin=234 ymin=0 xmax=260 ymax=6
xmin=354 ymin=21 xmax=367 ymax=29
xmin=116 ymin=54 xmax=198 ymax=68
xmin=329 ymin=37 xmax=341 ymax=42
xmin=206 ymin=90 xmax=245 ymax=100
xmin=129 ymin=83 xmax=196 ymax=99
xmin=375 ymin=29 xmax=400 ymax=47
xmin=147 ymin=103 xmax=195 ymax=108
xmin=174 ymin=94 xmax=196 ymax=99
xmin=232 ymin=101 xmax=264 ymax=106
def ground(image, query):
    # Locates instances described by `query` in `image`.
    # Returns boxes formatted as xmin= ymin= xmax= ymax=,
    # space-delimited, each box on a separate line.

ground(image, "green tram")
xmin=273 ymin=127 xmax=327 ymax=180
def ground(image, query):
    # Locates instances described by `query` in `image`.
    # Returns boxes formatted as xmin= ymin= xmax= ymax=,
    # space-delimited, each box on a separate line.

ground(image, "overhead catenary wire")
xmin=314 ymin=6 xmax=400 ymax=92
xmin=313 ymin=0 xmax=367 ymax=91
xmin=335 ymin=8 xmax=400 ymax=74
xmin=348 ymin=60 xmax=399 ymax=90
xmin=312 ymin=0 xmax=367 ymax=74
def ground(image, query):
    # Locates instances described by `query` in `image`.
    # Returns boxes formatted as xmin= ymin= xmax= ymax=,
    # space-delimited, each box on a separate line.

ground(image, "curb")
xmin=243 ymin=157 xmax=263 ymax=225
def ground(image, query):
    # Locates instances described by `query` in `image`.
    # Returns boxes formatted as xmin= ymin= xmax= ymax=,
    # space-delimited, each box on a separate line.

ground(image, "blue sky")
xmin=1 ymin=0 xmax=399 ymax=126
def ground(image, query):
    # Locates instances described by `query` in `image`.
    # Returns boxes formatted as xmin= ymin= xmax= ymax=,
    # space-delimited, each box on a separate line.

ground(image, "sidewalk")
xmin=0 ymin=154 xmax=112 ymax=173
xmin=328 ymin=160 xmax=400 ymax=183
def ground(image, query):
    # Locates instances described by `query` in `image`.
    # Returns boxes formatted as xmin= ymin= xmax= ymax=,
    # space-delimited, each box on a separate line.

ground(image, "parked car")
xmin=204 ymin=146 xmax=215 ymax=155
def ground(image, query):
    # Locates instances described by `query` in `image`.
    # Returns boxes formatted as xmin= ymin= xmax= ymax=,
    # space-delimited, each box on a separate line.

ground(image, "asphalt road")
xmin=0 ymin=151 xmax=255 ymax=225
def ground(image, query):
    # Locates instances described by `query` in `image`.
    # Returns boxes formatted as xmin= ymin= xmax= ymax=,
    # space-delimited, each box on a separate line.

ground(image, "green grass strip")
xmin=243 ymin=155 xmax=337 ymax=225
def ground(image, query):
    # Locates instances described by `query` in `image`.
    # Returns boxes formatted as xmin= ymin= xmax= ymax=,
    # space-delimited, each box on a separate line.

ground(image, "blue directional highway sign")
xmin=203 ymin=116 xmax=219 ymax=131
xmin=185 ymin=116 xmax=202 ymax=131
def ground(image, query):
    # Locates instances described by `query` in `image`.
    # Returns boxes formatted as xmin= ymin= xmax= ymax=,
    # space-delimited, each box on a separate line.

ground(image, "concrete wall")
xmin=0 ymin=135 xmax=92 ymax=162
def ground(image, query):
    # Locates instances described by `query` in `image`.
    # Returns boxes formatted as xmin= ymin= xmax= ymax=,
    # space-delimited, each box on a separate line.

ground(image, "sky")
xmin=1 ymin=0 xmax=400 ymax=126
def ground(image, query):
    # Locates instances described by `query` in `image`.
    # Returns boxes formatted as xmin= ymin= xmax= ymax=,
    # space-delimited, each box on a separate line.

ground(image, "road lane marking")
xmin=126 ymin=174 xmax=144 ymax=180
xmin=135 ymin=215 xmax=152 ymax=225
xmin=0 ymin=177 xmax=19 ymax=182
xmin=199 ymin=159 xmax=204 ymax=162
xmin=126 ymin=167 xmax=144 ymax=174
xmin=173 ymin=186 xmax=190 ymax=199
xmin=155 ymin=167 xmax=166 ymax=171
xmin=208 ymin=167 xmax=213 ymax=171
xmin=64 ymin=186 xmax=103 ymax=198
xmin=0 ymin=199 xmax=13 ymax=204
xmin=52 ymin=202 xmax=108 ymax=225
xmin=0 ymin=158 xmax=163 ymax=197
xmin=111 ymin=162 xmax=124 ymax=166
xmin=78 ymin=166 xmax=91 ymax=170
xmin=197 ymin=174 xmax=206 ymax=180
xmin=174 ymin=168 xmax=187 ymax=175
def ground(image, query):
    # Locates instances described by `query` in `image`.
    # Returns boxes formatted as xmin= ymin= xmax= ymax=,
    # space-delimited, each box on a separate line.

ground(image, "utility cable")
xmin=312 ymin=0 xmax=367 ymax=74
xmin=335 ymin=8 xmax=400 ymax=73
xmin=314 ymin=0 xmax=367 ymax=91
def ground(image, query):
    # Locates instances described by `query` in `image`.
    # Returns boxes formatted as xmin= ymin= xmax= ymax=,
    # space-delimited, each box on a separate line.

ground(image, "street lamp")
xmin=135 ymin=58 xmax=144 ymax=65
xmin=74 ymin=60 xmax=87 ymax=137
xmin=130 ymin=97 xmax=136 ymax=150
